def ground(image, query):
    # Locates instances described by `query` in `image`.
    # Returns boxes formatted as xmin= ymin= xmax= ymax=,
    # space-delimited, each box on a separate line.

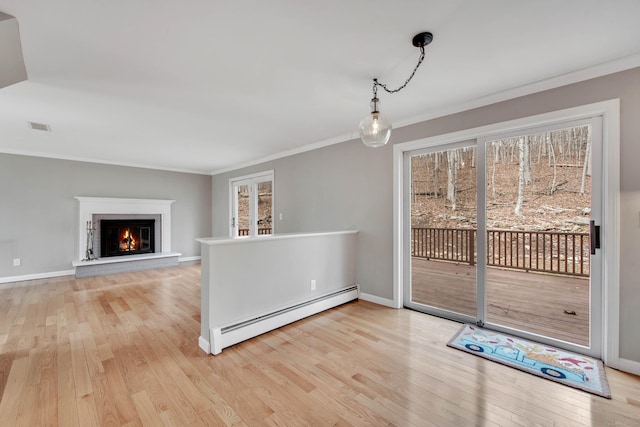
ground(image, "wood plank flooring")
xmin=412 ymin=258 xmax=590 ymax=345
xmin=0 ymin=264 xmax=639 ymax=426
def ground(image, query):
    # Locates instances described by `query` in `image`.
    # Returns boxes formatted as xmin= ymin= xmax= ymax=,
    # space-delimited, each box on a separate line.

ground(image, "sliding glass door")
xmin=404 ymin=118 xmax=602 ymax=356
xmin=480 ymin=120 xmax=601 ymax=353
xmin=407 ymin=141 xmax=478 ymax=323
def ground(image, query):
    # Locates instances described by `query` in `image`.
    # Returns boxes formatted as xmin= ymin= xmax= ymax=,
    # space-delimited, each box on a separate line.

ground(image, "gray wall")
xmin=0 ymin=154 xmax=211 ymax=277
xmin=212 ymin=141 xmax=391 ymax=303
xmin=212 ymin=67 xmax=640 ymax=364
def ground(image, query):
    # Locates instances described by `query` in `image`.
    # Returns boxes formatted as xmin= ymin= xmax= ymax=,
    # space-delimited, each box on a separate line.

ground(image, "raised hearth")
xmin=72 ymin=252 xmax=180 ymax=278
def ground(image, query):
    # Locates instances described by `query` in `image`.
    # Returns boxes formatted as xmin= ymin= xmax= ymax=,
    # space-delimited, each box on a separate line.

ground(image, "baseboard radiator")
xmin=208 ymin=285 xmax=359 ymax=355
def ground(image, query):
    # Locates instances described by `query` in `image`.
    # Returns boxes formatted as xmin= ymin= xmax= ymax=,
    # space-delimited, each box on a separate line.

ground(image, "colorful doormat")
xmin=447 ymin=324 xmax=611 ymax=398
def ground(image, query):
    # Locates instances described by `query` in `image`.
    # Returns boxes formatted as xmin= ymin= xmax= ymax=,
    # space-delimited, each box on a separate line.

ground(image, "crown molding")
xmin=213 ymin=53 xmax=640 ymax=176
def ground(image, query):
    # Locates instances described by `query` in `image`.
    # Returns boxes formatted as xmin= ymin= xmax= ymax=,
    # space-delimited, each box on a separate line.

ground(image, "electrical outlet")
xmin=13 ymin=258 xmax=21 ymax=267
xmin=310 ymin=279 xmax=316 ymax=290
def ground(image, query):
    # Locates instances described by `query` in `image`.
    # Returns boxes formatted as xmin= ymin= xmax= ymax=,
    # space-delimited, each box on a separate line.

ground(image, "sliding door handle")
xmin=590 ymin=220 xmax=601 ymax=255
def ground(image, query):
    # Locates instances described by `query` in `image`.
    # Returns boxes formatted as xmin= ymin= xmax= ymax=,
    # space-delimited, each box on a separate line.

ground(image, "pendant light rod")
xmin=359 ymin=31 xmax=433 ymax=148
xmin=374 ymin=32 xmax=433 ymax=94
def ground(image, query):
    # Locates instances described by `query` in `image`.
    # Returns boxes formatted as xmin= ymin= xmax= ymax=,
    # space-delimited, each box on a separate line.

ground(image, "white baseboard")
xmin=198 ymin=335 xmax=211 ymax=354
xmin=0 ymin=255 xmax=200 ymax=285
xmin=209 ymin=285 xmax=359 ymax=355
xmin=0 ymin=269 xmax=75 ymax=286
xmin=359 ymin=292 xmax=397 ymax=308
xmin=615 ymin=357 xmax=640 ymax=376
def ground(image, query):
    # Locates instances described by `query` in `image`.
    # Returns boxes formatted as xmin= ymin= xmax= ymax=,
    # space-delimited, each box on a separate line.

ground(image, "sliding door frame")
xmin=477 ymin=116 xmax=602 ymax=356
xmin=393 ymin=99 xmax=620 ymax=365
xmin=402 ymin=140 xmax=479 ymax=325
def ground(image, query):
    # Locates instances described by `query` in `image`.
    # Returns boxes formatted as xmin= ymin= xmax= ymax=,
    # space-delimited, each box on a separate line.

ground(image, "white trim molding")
xmin=0 ymin=269 xmax=75 ymax=286
xmin=359 ymin=292 xmax=396 ymax=308
xmin=212 ymin=54 xmax=640 ymax=177
xmin=616 ymin=358 xmax=640 ymax=376
xmin=198 ymin=335 xmax=211 ymax=354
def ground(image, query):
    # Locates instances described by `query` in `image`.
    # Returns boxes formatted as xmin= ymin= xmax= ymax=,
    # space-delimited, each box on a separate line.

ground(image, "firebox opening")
xmin=101 ymin=219 xmax=155 ymax=257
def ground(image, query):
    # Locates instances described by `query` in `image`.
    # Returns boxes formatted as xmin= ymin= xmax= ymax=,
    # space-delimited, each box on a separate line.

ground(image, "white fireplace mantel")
xmin=75 ymin=197 xmax=175 ymax=261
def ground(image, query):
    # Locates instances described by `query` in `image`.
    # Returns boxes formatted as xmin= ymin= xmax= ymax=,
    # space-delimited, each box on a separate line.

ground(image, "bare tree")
xmin=491 ymin=141 xmax=499 ymax=197
xmin=537 ymin=134 xmax=544 ymax=163
xmin=580 ymin=129 xmax=591 ymax=195
xmin=447 ymin=149 xmax=458 ymax=211
xmin=546 ymin=132 xmax=558 ymax=194
xmin=523 ymin=136 xmax=532 ymax=185
xmin=434 ymin=152 xmax=440 ymax=198
xmin=585 ymin=126 xmax=592 ymax=177
xmin=424 ymin=156 xmax=430 ymax=199
xmin=515 ymin=137 xmax=525 ymax=217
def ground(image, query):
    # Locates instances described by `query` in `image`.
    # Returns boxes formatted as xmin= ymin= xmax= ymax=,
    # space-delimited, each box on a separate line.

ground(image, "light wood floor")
xmin=412 ymin=258 xmax=590 ymax=345
xmin=0 ymin=264 xmax=638 ymax=426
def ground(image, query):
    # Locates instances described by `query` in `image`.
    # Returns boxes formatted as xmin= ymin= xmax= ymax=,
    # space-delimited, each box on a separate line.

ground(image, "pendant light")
xmin=359 ymin=32 xmax=433 ymax=148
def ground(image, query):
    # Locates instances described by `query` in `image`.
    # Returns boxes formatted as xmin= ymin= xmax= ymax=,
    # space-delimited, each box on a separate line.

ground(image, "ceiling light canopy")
xmin=359 ymin=32 xmax=433 ymax=148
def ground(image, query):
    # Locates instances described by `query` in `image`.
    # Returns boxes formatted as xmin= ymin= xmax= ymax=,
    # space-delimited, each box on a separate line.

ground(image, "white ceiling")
xmin=1 ymin=0 xmax=640 ymax=175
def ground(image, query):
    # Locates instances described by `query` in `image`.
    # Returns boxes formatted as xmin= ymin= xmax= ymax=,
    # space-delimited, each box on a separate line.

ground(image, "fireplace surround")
xmin=73 ymin=197 xmax=179 ymax=277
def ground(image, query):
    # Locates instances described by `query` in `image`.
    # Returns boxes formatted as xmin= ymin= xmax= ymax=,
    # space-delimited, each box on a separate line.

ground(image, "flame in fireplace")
xmin=120 ymin=228 xmax=137 ymax=251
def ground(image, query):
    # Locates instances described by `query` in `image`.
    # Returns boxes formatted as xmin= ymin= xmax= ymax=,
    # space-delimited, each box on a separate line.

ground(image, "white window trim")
xmin=393 ymin=99 xmax=620 ymax=366
xmin=229 ymin=170 xmax=274 ymax=237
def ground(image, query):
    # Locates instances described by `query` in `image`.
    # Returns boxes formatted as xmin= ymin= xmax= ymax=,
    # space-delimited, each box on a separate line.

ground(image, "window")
xmin=229 ymin=171 xmax=274 ymax=237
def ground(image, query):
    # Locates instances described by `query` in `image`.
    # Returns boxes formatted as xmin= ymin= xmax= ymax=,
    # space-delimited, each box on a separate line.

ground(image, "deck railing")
xmin=238 ymin=228 xmax=272 ymax=236
xmin=411 ymin=227 xmax=590 ymax=277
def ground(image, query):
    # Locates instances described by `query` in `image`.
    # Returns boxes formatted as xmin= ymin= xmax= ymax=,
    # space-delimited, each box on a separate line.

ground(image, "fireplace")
xmin=101 ymin=219 xmax=155 ymax=257
xmin=75 ymin=197 xmax=175 ymax=263
xmin=74 ymin=197 xmax=179 ymax=278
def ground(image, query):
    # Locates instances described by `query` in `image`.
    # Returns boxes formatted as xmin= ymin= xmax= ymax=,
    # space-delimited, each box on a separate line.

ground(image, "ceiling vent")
xmin=28 ymin=121 xmax=51 ymax=132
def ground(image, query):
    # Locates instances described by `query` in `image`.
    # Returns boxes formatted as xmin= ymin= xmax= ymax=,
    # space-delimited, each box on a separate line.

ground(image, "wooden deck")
xmin=412 ymin=258 xmax=590 ymax=346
